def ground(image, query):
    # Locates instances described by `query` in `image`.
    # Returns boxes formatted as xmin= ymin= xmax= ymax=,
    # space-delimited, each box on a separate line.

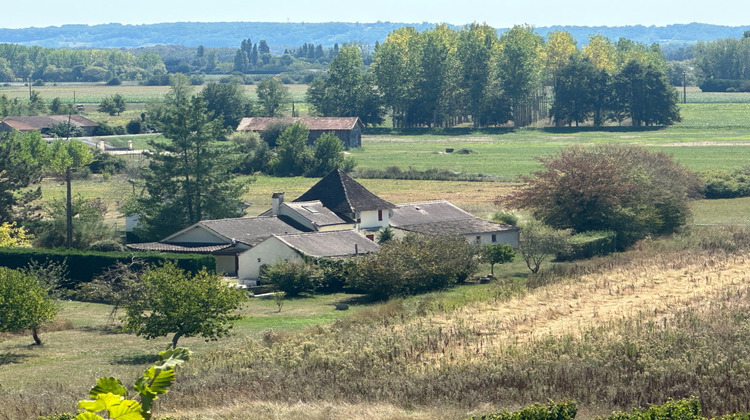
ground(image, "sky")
xmin=3 ymin=0 xmax=749 ymax=29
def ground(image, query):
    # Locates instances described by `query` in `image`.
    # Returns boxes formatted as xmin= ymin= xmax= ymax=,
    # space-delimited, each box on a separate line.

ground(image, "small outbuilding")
xmin=0 ymin=115 xmax=99 ymax=136
xmin=236 ymin=117 xmax=364 ymax=148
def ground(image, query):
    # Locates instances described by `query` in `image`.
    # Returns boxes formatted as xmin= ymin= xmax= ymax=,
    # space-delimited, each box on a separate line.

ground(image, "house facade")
xmin=236 ymin=117 xmax=364 ymax=148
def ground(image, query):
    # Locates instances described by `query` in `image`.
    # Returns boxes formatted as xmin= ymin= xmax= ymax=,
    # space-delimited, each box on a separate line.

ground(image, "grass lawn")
xmin=691 ymin=196 xmax=750 ymax=226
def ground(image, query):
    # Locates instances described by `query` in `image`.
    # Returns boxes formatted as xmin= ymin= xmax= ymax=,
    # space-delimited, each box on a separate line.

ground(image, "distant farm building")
xmin=0 ymin=115 xmax=99 ymax=136
xmin=236 ymin=117 xmax=363 ymax=148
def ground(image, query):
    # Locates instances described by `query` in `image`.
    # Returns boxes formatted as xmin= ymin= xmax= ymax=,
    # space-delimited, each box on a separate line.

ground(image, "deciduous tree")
xmin=124 ymin=262 xmax=247 ymax=348
xmin=256 ymin=77 xmax=290 ymax=117
xmin=0 ymin=267 xmax=58 ymax=345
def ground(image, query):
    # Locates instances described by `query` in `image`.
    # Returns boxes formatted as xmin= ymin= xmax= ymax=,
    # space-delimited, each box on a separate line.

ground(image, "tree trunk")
xmin=171 ymin=331 xmax=183 ymax=349
xmin=65 ymin=167 xmax=73 ymax=248
xmin=32 ymin=328 xmax=42 ymax=346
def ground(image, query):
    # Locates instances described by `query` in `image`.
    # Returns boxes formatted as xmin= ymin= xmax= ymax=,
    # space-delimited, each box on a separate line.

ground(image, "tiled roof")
xmin=390 ymin=200 xmax=475 ymax=226
xmin=274 ymin=230 xmax=379 ymax=258
xmin=126 ymin=242 xmax=232 ymax=253
xmin=198 ymin=216 xmax=308 ymax=246
xmin=1 ymin=115 xmax=99 ymax=131
xmin=396 ymin=219 xmax=519 ymax=236
xmin=293 ymin=169 xmax=396 ymax=214
xmin=237 ymin=117 xmax=362 ymax=132
xmin=282 ymin=200 xmax=352 ymax=226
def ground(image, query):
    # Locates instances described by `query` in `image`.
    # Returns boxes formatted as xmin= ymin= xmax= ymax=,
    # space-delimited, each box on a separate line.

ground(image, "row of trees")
xmin=0 ymin=43 xmax=167 ymax=83
xmin=693 ymin=32 xmax=750 ymax=91
xmin=305 ymin=25 xmax=678 ymax=128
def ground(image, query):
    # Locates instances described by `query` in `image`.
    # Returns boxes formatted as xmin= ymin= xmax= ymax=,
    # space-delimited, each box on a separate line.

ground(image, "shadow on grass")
xmin=78 ymin=325 xmax=124 ymax=335
xmin=0 ymin=352 xmax=36 ymax=365
xmin=111 ymin=353 xmax=160 ymax=366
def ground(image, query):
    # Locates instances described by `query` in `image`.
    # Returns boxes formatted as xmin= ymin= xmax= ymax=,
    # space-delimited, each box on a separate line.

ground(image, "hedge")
xmin=699 ymin=79 xmax=750 ymax=92
xmin=556 ymin=231 xmax=617 ymax=261
xmin=467 ymin=400 xmax=577 ymax=420
xmin=0 ymin=248 xmax=215 ymax=289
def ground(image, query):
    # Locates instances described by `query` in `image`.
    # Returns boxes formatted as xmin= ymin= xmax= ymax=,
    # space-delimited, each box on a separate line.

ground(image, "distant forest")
xmin=1 ymin=21 xmax=750 ymax=50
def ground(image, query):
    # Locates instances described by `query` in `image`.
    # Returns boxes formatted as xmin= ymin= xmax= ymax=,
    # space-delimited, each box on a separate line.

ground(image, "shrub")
xmin=106 ymin=77 xmax=122 ymax=86
xmin=604 ymin=397 xmax=702 ymax=420
xmin=126 ymin=118 xmax=142 ymax=134
xmin=492 ymin=210 xmax=519 ymax=226
xmin=468 ymin=400 xmax=577 ymax=420
xmin=260 ymin=259 xmax=322 ymax=296
xmin=556 ymin=230 xmax=617 ymax=261
xmin=350 ymin=234 xmax=479 ymax=299
xmin=190 ymin=74 xmax=205 ymax=85
xmin=88 ymin=149 xmax=127 ymax=174
xmin=89 ymin=239 xmax=126 ymax=252
xmin=702 ymin=166 xmax=750 ymax=199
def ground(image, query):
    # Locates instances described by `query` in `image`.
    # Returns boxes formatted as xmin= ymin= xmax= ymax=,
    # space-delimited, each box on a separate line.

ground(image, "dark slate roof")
xmin=390 ymin=200 xmax=475 ymax=226
xmin=237 ymin=117 xmax=362 ymax=132
xmin=293 ymin=169 xmax=395 ymax=214
xmin=282 ymin=200 xmax=353 ymax=226
xmin=126 ymin=242 xmax=232 ymax=253
xmin=396 ymin=219 xmax=519 ymax=236
xmin=391 ymin=200 xmax=519 ymax=236
xmin=274 ymin=230 xmax=379 ymax=258
xmin=1 ymin=115 xmax=99 ymax=131
xmin=198 ymin=216 xmax=308 ymax=246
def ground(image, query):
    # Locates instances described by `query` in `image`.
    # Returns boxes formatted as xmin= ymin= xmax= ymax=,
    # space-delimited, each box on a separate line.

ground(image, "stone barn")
xmin=236 ymin=117 xmax=364 ymax=148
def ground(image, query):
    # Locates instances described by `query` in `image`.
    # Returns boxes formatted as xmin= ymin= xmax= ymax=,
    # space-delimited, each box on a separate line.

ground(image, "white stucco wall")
xmin=169 ymin=226 xmax=226 ymax=243
xmin=237 ymin=237 xmax=301 ymax=280
xmin=465 ymin=231 xmax=519 ymax=247
xmin=358 ymin=209 xmax=390 ymax=230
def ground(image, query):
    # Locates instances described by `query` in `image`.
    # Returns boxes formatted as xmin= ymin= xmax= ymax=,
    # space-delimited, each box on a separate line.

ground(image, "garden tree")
xmin=516 ymin=220 xmax=571 ymax=273
xmin=308 ymin=132 xmax=355 ymax=177
xmin=497 ymin=25 xmax=545 ymax=127
xmin=376 ymin=226 xmax=395 ymax=243
xmin=199 ymin=81 xmax=252 ymax=129
xmin=47 ymin=139 xmax=94 ymax=248
xmin=0 ymin=222 xmax=32 ymax=247
xmin=256 ymin=77 xmax=291 ymax=117
xmin=615 ymin=60 xmax=681 ymax=126
xmin=131 ymin=74 xmax=247 ymax=241
xmin=582 ymin=34 xmax=616 ymax=73
xmin=98 ymin=93 xmax=127 ymax=116
xmin=34 ymin=195 xmax=118 ymax=249
xmin=260 ymin=259 xmax=322 ymax=296
xmin=457 ymin=23 xmax=501 ymax=128
xmin=77 ymin=258 xmax=147 ymax=322
xmin=0 ymin=267 xmax=58 ymax=345
xmin=306 ymin=44 xmax=384 ymax=126
xmin=551 ymin=54 xmax=598 ymax=126
xmin=372 ymin=26 xmax=419 ymax=127
xmin=49 ymin=121 xmax=85 ymax=138
xmin=545 ymin=30 xmax=577 ymax=83
xmin=259 ymin=121 xmax=291 ymax=148
xmin=481 ymin=243 xmax=515 ymax=276
xmin=124 ymin=262 xmax=247 ymax=349
xmin=271 ymin=122 xmax=313 ymax=176
xmin=228 ymin=131 xmax=273 ymax=174
xmin=506 ymin=144 xmax=701 ymax=249
xmin=351 ymin=233 xmax=478 ymax=300
xmin=0 ymin=131 xmax=48 ymax=223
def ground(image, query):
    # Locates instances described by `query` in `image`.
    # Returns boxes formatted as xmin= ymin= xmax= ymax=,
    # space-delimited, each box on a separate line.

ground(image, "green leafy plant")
xmin=74 ymin=347 xmax=190 ymax=420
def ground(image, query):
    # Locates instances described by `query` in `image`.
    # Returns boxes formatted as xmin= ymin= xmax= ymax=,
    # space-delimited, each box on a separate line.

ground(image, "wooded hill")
xmin=1 ymin=22 xmax=749 ymax=50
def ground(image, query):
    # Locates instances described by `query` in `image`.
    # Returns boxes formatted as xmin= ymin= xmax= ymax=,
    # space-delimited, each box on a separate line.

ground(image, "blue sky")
xmin=4 ymin=0 xmax=749 ymax=29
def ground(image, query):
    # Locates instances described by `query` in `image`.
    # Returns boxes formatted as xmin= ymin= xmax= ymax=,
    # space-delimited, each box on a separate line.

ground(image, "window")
xmin=366 ymin=234 xmax=375 ymax=241
xmin=491 ymin=234 xmax=497 ymax=243
xmin=475 ymin=236 xmax=482 ymax=245
xmin=378 ymin=209 xmax=383 ymax=221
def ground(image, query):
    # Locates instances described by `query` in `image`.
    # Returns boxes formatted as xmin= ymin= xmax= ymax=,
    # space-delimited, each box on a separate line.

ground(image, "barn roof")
xmin=391 ymin=200 xmax=519 ymax=236
xmin=274 ymin=230 xmax=379 ymax=258
xmin=293 ymin=169 xmax=395 ymax=214
xmin=236 ymin=117 xmax=363 ymax=132
xmin=1 ymin=115 xmax=99 ymax=131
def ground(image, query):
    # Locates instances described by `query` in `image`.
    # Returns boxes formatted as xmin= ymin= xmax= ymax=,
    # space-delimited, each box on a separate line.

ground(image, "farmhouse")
xmin=236 ymin=117 xmax=363 ymax=148
xmin=128 ymin=169 xmax=519 ymax=283
xmin=390 ymin=200 xmax=520 ymax=247
xmin=0 ymin=115 xmax=99 ymax=136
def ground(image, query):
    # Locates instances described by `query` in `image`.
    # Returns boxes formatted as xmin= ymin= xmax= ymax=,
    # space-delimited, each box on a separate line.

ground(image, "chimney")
xmin=271 ymin=192 xmax=285 ymax=216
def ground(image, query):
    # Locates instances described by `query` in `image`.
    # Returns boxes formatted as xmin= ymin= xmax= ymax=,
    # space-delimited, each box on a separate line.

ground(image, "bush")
xmin=259 ymin=259 xmax=321 ymax=297
xmin=190 ymin=74 xmax=205 ymax=85
xmin=604 ymin=397 xmax=702 ymax=420
xmin=0 ymin=248 xmax=214 ymax=289
xmin=88 ymin=239 xmax=126 ymax=252
xmin=106 ymin=77 xmax=121 ymax=86
xmin=126 ymin=118 xmax=142 ymax=134
xmin=350 ymin=234 xmax=478 ymax=299
xmin=468 ymin=400 xmax=577 ymax=420
xmin=492 ymin=210 xmax=519 ymax=226
xmin=88 ymin=149 xmax=127 ymax=174
xmin=702 ymin=167 xmax=750 ymax=199
xmin=556 ymin=231 xmax=617 ymax=261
